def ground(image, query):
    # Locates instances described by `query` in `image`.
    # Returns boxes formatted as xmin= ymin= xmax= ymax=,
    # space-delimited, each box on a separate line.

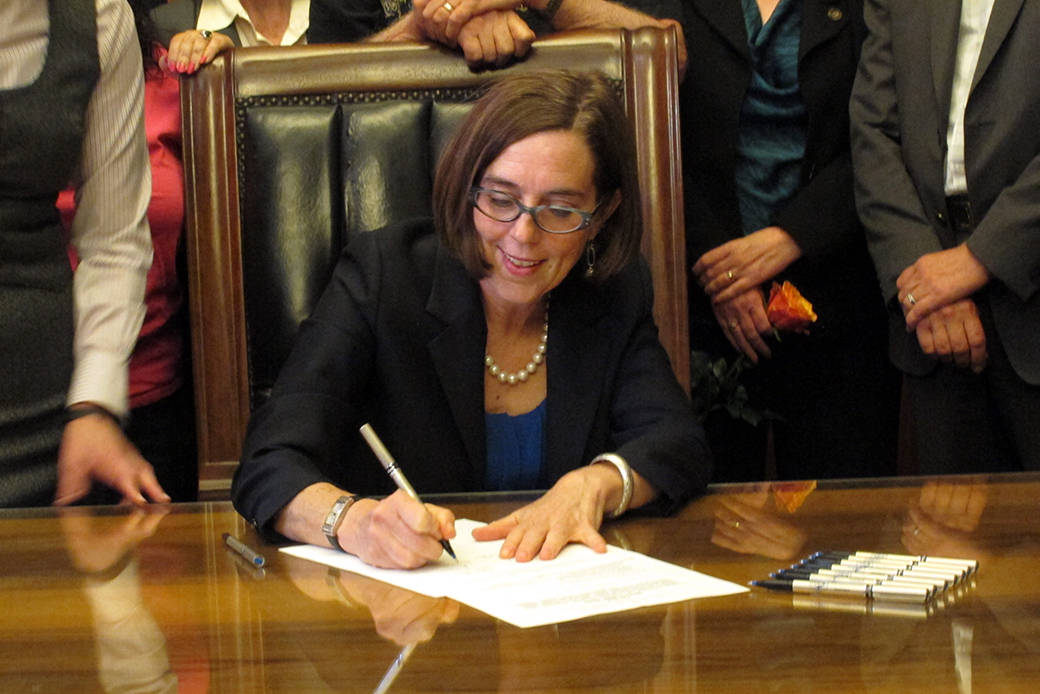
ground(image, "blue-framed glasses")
xmin=470 ymin=188 xmax=598 ymax=234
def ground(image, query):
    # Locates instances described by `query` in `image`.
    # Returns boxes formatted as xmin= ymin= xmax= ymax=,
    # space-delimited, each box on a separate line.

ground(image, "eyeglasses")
xmin=469 ymin=188 xmax=598 ymax=234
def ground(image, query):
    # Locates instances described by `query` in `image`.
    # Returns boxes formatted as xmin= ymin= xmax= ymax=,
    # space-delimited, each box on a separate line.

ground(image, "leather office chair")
xmin=182 ymin=28 xmax=687 ymax=498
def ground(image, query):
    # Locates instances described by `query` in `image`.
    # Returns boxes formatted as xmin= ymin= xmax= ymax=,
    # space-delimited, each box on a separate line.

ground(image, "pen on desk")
xmin=372 ymin=642 xmax=417 ymax=694
xmin=359 ymin=423 xmax=457 ymax=561
xmin=807 ymin=554 xmax=970 ymax=582
xmin=837 ymin=550 xmax=979 ymax=574
xmin=751 ymin=578 xmax=931 ymax=602
xmin=772 ymin=568 xmax=944 ymax=594
xmin=223 ymin=533 xmax=266 ymax=568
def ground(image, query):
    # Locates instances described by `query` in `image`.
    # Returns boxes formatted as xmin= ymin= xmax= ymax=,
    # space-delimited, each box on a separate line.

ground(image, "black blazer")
xmin=151 ymin=0 xmax=242 ymax=46
xmin=680 ymin=0 xmax=884 ymax=348
xmin=232 ymin=220 xmax=710 ymax=537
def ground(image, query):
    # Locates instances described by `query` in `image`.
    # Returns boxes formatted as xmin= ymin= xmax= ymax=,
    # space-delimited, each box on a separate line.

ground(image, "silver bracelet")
xmin=589 ymin=453 xmax=634 ymax=519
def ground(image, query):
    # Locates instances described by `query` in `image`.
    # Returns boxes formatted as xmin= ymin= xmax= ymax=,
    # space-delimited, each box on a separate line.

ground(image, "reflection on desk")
xmin=0 ymin=474 xmax=1038 ymax=692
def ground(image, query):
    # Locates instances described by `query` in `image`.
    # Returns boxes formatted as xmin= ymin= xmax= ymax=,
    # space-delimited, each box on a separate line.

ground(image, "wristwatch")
xmin=322 ymin=495 xmax=359 ymax=551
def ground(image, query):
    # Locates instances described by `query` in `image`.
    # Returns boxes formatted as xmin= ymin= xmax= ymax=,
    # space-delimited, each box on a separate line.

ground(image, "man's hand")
xmin=417 ymin=0 xmax=525 ymax=45
xmin=55 ymin=411 xmax=169 ymax=506
xmin=456 ymin=10 xmax=535 ymax=66
xmin=914 ymin=299 xmax=988 ymax=373
xmin=897 ymin=244 xmax=990 ymax=329
xmin=414 ymin=0 xmax=534 ymax=66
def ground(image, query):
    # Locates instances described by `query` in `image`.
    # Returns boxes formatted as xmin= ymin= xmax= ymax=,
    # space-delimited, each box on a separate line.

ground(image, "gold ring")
xmin=443 ymin=2 xmax=454 ymax=11
xmin=729 ymin=321 xmax=738 ymax=329
xmin=727 ymin=270 xmax=734 ymax=281
xmin=734 ymin=521 xmax=741 ymax=529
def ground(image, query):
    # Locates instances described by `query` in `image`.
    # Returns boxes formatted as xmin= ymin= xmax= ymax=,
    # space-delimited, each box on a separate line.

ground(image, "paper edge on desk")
xmin=279 ymin=519 xmax=749 ymax=628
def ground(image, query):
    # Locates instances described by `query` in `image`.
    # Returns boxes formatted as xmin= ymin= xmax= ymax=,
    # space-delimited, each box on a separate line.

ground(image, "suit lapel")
xmin=690 ymin=0 xmax=751 ymax=60
xmin=930 ymin=0 xmax=961 ymax=122
xmin=543 ymin=275 xmax=610 ymax=483
xmin=800 ymin=0 xmax=851 ymax=61
xmin=426 ymin=247 xmax=487 ymax=478
xmin=973 ymin=0 xmax=1026 ymax=92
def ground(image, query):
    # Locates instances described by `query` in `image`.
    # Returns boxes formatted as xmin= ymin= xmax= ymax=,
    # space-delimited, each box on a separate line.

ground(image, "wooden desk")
xmin=1 ymin=475 xmax=1038 ymax=693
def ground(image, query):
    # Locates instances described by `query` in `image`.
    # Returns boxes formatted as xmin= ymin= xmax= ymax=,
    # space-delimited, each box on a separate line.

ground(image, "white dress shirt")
xmin=198 ymin=0 xmax=310 ymax=46
xmin=945 ymin=0 xmax=997 ymax=196
xmin=0 ymin=0 xmax=151 ymax=418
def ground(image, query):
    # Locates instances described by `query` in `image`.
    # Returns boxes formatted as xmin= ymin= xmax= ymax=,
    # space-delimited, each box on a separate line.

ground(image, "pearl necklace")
xmin=485 ymin=303 xmax=548 ymax=386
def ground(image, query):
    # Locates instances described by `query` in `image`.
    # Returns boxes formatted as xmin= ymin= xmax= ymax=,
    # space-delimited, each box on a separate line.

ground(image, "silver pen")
xmin=359 ymin=423 xmax=457 ymax=560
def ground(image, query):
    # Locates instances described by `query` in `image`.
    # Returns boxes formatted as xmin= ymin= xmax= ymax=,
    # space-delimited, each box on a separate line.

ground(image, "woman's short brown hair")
xmin=433 ymin=70 xmax=642 ymax=283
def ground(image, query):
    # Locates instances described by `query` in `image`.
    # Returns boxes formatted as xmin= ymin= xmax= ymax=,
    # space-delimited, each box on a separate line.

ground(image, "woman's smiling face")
xmin=474 ymin=129 xmax=606 ymax=312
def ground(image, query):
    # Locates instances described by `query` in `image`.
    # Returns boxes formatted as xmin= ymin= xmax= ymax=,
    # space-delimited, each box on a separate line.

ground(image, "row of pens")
xmin=751 ymin=550 xmax=979 ymax=603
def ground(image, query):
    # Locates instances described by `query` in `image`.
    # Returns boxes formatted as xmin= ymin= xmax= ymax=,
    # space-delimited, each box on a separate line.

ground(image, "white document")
xmin=280 ymin=518 xmax=747 ymax=628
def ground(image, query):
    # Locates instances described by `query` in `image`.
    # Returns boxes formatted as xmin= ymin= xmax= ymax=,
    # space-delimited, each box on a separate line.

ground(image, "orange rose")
xmin=766 ymin=281 xmax=817 ymax=334
xmin=771 ymin=480 xmax=817 ymax=514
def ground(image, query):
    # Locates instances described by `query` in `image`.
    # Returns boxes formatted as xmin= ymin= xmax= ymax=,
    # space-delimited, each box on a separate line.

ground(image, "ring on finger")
xmin=906 ymin=291 xmax=917 ymax=306
xmin=443 ymin=2 xmax=454 ymax=11
xmin=729 ymin=321 xmax=738 ymax=329
xmin=727 ymin=270 xmax=734 ymax=281
xmin=199 ymin=29 xmax=213 ymax=39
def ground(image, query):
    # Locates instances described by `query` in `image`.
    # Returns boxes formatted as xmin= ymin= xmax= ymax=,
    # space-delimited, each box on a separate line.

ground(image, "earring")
xmin=585 ymin=242 xmax=597 ymax=278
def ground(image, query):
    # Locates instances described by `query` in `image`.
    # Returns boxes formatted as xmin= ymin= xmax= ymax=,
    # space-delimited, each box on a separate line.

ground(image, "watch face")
xmin=323 ymin=496 xmax=349 ymax=533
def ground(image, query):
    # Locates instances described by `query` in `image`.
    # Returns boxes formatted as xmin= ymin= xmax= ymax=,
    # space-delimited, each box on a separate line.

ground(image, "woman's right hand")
xmin=341 ymin=490 xmax=457 ymax=570
xmin=165 ymin=30 xmax=234 ymax=74
xmin=712 ymin=286 xmax=773 ymax=363
xmin=693 ymin=226 xmax=803 ymax=302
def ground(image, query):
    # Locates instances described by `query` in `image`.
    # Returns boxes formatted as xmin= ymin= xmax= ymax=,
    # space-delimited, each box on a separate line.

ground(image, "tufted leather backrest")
xmin=182 ymin=29 xmax=687 ymax=497
xmin=239 ymin=97 xmax=474 ymax=408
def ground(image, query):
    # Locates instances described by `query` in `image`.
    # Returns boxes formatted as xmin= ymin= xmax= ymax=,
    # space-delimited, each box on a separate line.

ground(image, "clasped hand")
xmin=413 ymin=0 xmax=535 ymax=67
xmin=896 ymin=245 xmax=990 ymax=373
xmin=693 ymin=227 xmax=803 ymax=363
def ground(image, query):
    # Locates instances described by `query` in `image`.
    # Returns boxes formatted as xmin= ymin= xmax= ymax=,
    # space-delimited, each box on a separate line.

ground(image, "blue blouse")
xmin=484 ymin=400 xmax=546 ymax=491
xmin=735 ymin=0 xmax=808 ymax=236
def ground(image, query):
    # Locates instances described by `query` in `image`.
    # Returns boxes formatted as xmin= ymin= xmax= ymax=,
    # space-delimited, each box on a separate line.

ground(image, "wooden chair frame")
xmin=182 ymin=28 xmax=687 ymax=498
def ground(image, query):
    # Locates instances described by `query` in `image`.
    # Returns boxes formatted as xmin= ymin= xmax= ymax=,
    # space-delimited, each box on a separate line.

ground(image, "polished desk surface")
xmin=2 ymin=474 xmax=1038 ymax=693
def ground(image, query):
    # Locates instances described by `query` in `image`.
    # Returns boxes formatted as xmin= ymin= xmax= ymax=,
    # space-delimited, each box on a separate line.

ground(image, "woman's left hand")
xmin=712 ymin=286 xmax=773 ymax=362
xmin=693 ymin=226 xmax=802 ymax=303
xmin=471 ymin=465 xmax=622 ymax=562
xmin=165 ymin=30 xmax=235 ymax=74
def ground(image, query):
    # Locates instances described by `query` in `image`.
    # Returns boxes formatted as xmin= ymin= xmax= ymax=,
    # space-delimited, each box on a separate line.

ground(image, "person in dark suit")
xmin=851 ymin=0 xmax=1040 ymax=473
xmin=681 ymin=0 xmax=901 ymax=482
xmin=232 ymin=70 xmax=711 ymax=570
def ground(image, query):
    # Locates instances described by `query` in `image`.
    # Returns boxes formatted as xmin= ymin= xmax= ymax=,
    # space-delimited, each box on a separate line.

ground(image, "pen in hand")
xmin=359 ymin=423 xmax=457 ymax=561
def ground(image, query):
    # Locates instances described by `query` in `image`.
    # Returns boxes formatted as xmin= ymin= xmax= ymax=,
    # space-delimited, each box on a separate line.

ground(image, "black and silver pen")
xmin=359 ymin=423 xmax=457 ymax=560
xmin=223 ymin=532 xmax=266 ymax=567
xmin=751 ymin=578 xmax=931 ymax=602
